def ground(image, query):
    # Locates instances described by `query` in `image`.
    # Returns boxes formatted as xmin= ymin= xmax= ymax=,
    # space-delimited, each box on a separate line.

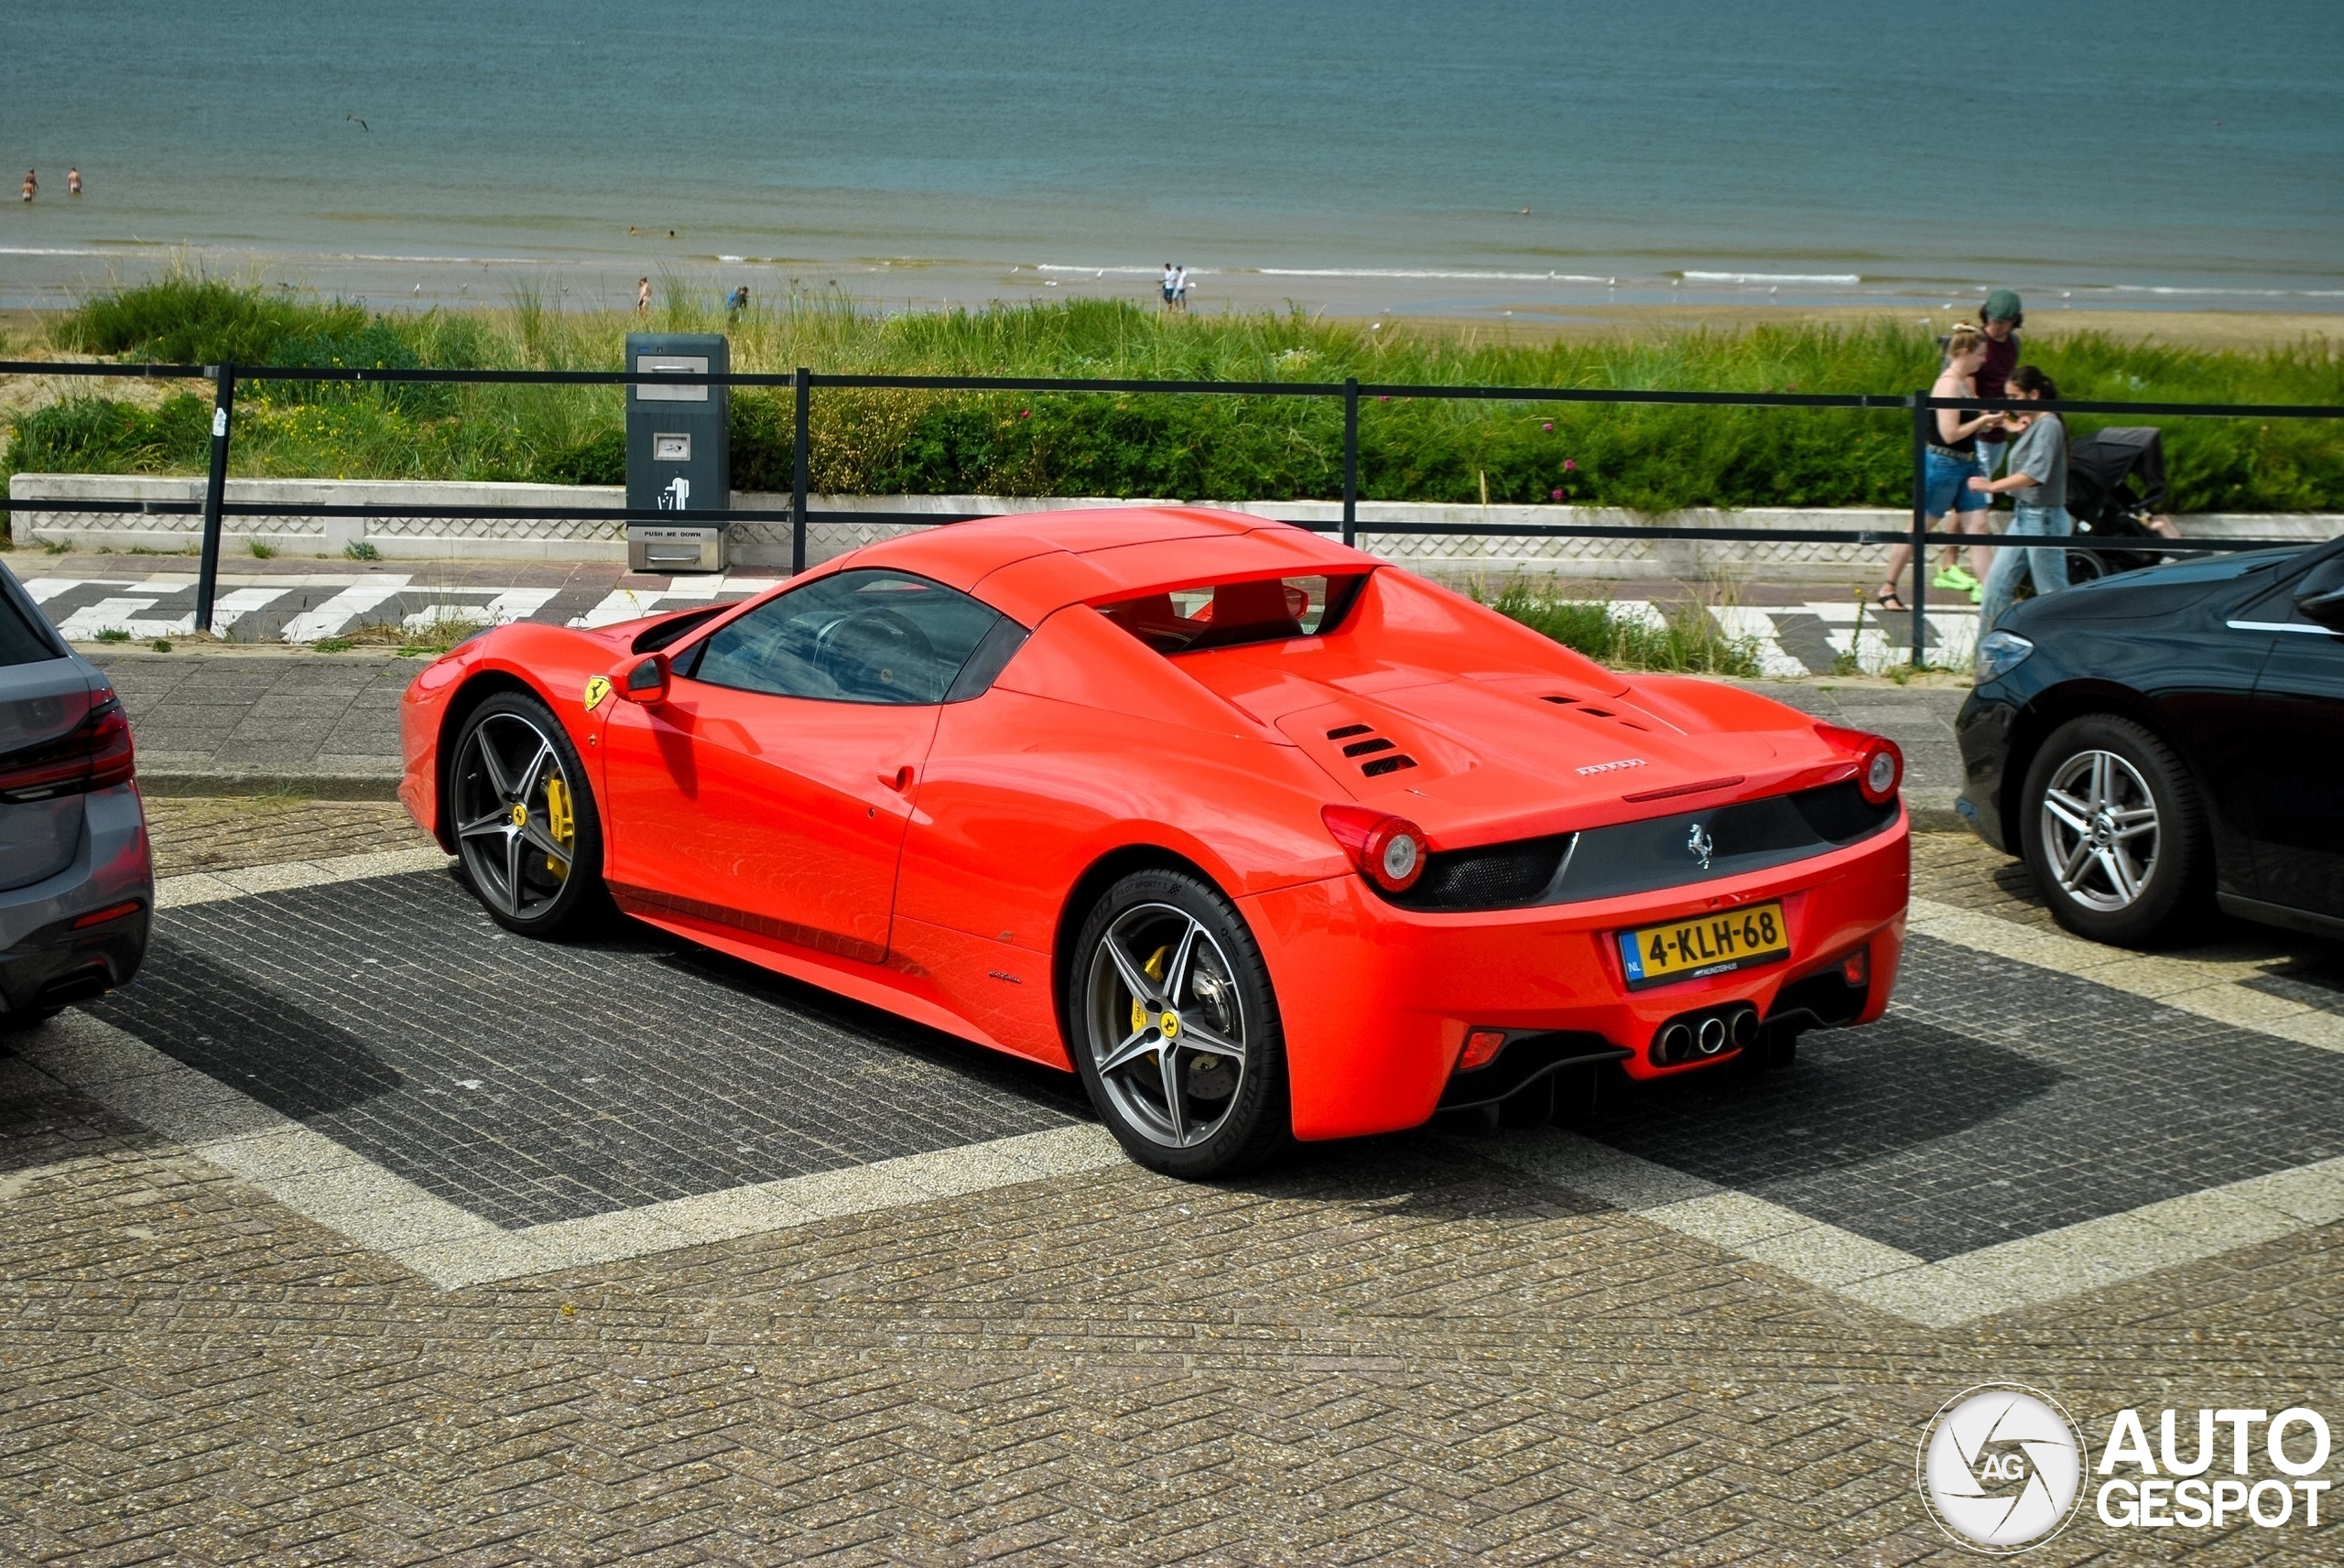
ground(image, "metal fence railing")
xmin=4 ymin=357 xmax=2339 ymax=665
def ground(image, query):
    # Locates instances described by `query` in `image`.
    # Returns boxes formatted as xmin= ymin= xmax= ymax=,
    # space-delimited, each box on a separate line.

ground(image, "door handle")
xmin=882 ymin=765 xmax=915 ymax=793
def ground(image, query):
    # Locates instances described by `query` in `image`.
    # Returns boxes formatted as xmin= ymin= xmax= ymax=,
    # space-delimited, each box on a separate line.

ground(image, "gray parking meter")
xmin=624 ymin=332 xmax=731 ymax=572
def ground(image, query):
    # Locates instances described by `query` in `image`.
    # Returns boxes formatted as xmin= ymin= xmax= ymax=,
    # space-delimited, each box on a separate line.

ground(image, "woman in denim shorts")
xmin=1875 ymin=325 xmax=2008 ymax=611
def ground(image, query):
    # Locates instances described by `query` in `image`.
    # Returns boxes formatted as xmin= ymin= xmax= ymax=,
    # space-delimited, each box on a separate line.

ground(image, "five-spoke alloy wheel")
xmin=1072 ymin=869 xmax=1288 ymax=1177
xmin=2021 ymin=713 xmax=2208 ymax=946
xmin=450 ymin=692 xmax=605 ymax=936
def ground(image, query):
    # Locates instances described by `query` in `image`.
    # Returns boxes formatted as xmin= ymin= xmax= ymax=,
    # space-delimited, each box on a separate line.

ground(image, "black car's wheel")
xmin=0 ymin=1007 xmax=60 ymax=1035
xmin=2020 ymin=714 xmax=2210 ymax=946
xmin=1069 ymin=869 xmax=1290 ymax=1179
xmin=448 ymin=691 xmax=607 ymax=937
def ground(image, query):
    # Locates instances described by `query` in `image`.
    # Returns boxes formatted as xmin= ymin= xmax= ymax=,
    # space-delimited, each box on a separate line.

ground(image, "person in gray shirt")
xmin=1970 ymin=366 xmax=2070 ymax=632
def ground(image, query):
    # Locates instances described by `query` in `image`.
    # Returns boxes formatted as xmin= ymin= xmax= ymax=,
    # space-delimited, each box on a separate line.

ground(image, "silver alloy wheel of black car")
xmin=1082 ymin=902 xmax=1251 ymax=1150
xmin=2020 ymin=713 xmax=2209 ymax=948
xmin=453 ymin=708 xmax=581 ymax=924
xmin=2037 ymin=748 xmax=2161 ymax=912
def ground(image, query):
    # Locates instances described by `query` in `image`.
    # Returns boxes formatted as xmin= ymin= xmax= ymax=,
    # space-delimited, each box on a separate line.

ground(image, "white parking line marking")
xmin=74 ymin=861 xmax=2339 ymax=1310
xmin=156 ymin=847 xmax=455 ymax=908
xmin=1481 ymin=1130 xmax=2344 ymax=1328
xmin=22 ymin=1010 xmax=1123 ymax=1291
xmin=1908 ymin=897 xmax=2344 ymax=1055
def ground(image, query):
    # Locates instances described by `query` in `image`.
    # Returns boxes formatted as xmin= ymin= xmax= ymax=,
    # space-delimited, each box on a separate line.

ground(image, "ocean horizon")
xmin=4 ymin=0 xmax=2339 ymax=318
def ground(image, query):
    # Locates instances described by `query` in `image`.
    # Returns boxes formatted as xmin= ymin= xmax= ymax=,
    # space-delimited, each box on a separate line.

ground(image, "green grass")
xmin=1480 ymin=579 xmax=1762 ymax=676
xmin=9 ymin=271 xmax=2344 ymax=516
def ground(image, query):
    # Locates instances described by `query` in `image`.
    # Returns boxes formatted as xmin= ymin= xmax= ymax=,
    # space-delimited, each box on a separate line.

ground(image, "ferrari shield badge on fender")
xmin=582 ymin=675 xmax=613 ymax=713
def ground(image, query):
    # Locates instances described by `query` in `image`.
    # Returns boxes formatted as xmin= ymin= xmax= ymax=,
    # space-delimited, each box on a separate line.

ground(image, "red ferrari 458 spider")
xmin=400 ymin=508 xmax=1908 ymax=1175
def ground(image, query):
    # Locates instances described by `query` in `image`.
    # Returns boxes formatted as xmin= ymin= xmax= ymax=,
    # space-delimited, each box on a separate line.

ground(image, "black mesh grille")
xmin=1360 ymin=754 xmax=1417 ymax=778
xmin=1389 ymin=834 xmax=1575 ymax=911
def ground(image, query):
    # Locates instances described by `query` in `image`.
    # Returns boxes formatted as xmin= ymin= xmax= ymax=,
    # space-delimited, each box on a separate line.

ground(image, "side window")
xmin=686 ymin=569 xmax=1010 ymax=705
xmin=1 ymin=578 xmax=64 ymax=667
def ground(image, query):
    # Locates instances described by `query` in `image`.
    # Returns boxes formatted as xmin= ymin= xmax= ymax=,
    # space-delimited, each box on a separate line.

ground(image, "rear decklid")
xmin=1 ymin=578 xmax=93 ymax=892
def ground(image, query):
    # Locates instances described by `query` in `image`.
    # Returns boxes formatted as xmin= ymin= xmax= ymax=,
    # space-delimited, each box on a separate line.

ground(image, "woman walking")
xmin=1875 ymin=325 xmax=2006 ymax=611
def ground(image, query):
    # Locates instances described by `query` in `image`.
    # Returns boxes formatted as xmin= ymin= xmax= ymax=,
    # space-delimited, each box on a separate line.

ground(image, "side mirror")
xmin=2295 ymin=583 xmax=2344 ymax=629
xmin=618 ymin=653 xmax=669 ymax=705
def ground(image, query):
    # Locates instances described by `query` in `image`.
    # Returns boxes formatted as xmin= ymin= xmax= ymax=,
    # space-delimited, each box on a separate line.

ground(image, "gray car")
xmin=1 ymin=558 xmax=152 ymax=1028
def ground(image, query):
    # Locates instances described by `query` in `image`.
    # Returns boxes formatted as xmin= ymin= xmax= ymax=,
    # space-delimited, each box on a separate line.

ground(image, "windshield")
xmin=1096 ymin=573 xmax=1364 ymax=654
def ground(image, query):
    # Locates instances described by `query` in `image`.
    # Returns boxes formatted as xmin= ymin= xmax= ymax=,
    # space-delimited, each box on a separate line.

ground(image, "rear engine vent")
xmin=1568 ymin=703 xmax=1645 ymax=732
xmin=1540 ymin=695 xmax=1577 ymax=706
xmin=1325 ymin=723 xmax=1373 ymax=740
xmin=1341 ymin=737 xmax=1394 ymax=758
xmin=1360 ymin=754 xmax=1417 ymax=778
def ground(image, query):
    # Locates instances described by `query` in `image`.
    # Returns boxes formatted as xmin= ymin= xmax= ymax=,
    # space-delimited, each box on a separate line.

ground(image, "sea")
xmin=3 ymin=0 xmax=2340 ymax=319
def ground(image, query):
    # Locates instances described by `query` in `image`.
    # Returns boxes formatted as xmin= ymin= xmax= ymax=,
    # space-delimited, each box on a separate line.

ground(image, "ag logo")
xmin=582 ymin=675 xmax=613 ymax=713
xmin=1918 ymin=1384 xmax=2084 ymax=1553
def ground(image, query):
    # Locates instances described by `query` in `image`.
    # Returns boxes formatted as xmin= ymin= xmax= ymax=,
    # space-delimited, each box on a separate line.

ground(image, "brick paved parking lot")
xmin=5 ymin=807 xmax=2343 ymax=1563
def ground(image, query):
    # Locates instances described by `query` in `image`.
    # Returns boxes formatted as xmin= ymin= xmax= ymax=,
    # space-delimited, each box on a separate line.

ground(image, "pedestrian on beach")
xmin=636 ymin=276 xmax=651 ymax=317
xmin=1970 ymin=366 xmax=2071 ymax=632
xmin=1874 ymin=325 xmax=2009 ymax=611
xmin=726 ymin=285 xmax=749 ymax=317
xmin=1172 ymin=265 xmax=1190 ymax=314
xmin=1973 ymin=291 xmax=2023 ymax=481
xmin=1160 ymin=263 xmax=1177 ymax=310
xmin=19 ymin=169 xmax=35 ymax=203
xmin=67 ymin=168 xmax=81 ymax=198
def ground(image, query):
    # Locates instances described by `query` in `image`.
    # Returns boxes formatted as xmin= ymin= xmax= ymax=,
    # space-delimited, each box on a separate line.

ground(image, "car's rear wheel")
xmin=449 ymin=691 xmax=606 ymax=937
xmin=2020 ymin=714 xmax=2210 ymax=946
xmin=1070 ymin=869 xmax=1289 ymax=1179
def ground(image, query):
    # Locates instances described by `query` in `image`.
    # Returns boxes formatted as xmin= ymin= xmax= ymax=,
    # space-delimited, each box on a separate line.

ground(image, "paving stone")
xmin=3 ymin=819 xmax=2339 ymax=1563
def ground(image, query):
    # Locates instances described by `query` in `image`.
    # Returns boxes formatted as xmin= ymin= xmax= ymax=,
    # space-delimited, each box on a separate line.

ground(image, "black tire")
xmin=446 ymin=690 xmax=609 ymax=938
xmin=1068 ymin=868 xmax=1291 ymax=1179
xmin=0 ymin=1007 xmax=61 ymax=1035
xmin=2019 ymin=713 xmax=2211 ymax=947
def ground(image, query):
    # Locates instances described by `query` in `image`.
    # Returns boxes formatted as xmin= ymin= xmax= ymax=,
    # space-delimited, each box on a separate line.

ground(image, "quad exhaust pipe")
xmin=1651 ymin=1003 xmax=1760 ymax=1066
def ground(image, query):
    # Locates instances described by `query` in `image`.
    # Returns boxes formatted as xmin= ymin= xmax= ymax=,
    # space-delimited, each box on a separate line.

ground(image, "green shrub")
xmin=1481 ymin=579 xmax=1761 ymax=676
xmin=5 ymin=395 xmax=212 ymax=474
xmin=537 ymin=429 xmax=624 ymax=486
xmin=60 ymin=274 xmax=364 ymax=365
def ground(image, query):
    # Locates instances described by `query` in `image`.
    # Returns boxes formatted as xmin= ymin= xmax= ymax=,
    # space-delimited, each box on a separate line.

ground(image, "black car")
xmin=1957 ymin=535 xmax=2344 ymax=946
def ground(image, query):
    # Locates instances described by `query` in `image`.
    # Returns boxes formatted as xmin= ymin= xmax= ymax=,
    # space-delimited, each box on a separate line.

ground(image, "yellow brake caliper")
xmin=1130 ymin=946 xmax=1170 ymax=1038
xmin=542 ymin=774 xmax=575 ymax=878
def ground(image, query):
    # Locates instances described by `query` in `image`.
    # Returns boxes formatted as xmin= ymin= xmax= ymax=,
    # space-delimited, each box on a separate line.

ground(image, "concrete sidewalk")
xmin=92 ymin=648 xmax=1973 ymax=827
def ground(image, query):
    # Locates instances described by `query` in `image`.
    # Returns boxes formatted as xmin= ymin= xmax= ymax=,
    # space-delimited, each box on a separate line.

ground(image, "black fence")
xmin=4 ymin=357 xmax=2339 ymax=666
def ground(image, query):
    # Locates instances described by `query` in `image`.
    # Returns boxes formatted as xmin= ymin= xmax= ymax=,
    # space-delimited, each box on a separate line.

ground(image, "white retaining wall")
xmin=10 ymin=473 xmax=2338 ymax=586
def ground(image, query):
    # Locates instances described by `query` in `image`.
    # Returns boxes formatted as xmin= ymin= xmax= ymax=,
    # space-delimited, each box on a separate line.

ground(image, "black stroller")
xmin=2062 ymin=426 xmax=2170 ymax=582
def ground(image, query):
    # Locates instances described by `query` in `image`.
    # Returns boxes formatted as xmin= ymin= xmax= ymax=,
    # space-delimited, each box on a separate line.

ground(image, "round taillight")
xmin=1321 ymin=806 xmax=1429 ymax=893
xmin=1860 ymin=742 xmax=1903 ymax=806
xmin=1378 ymin=828 xmax=1421 ymax=887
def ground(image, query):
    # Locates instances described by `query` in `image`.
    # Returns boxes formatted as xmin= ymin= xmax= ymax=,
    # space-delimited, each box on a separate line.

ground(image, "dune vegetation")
xmin=9 ymin=273 xmax=2344 ymax=519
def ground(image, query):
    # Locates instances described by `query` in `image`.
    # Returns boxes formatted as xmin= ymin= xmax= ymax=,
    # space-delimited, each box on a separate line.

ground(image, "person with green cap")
xmin=1932 ymin=289 xmax=2025 ymax=595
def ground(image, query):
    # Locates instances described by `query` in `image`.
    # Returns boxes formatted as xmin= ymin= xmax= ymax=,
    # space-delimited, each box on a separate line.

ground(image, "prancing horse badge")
xmin=1687 ymin=823 xmax=1715 ymax=871
xmin=582 ymin=675 xmax=613 ymax=713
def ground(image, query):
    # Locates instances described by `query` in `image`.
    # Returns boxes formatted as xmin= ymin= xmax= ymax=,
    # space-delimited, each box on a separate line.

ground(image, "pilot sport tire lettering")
xmin=1070 ymin=869 xmax=1291 ymax=1179
xmin=2020 ymin=714 xmax=2210 ymax=947
xmin=449 ymin=691 xmax=607 ymax=938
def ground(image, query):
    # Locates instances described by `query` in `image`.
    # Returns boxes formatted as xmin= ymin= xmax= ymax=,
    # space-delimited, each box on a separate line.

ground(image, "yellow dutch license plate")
xmin=1618 ymin=902 xmax=1789 ymax=989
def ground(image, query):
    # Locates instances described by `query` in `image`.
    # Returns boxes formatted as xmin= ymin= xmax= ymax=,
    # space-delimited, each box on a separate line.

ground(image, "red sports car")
xmin=400 ymin=508 xmax=1909 ymax=1176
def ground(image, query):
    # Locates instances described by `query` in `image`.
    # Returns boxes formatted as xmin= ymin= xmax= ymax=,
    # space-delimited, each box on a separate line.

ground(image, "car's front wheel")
xmin=1069 ymin=869 xmax=1290 ymax=1179
xmin=448 ymin=690 xmax=606 ymax=937
xmin=2020 ymin=713 xmax=2210 ymax=946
